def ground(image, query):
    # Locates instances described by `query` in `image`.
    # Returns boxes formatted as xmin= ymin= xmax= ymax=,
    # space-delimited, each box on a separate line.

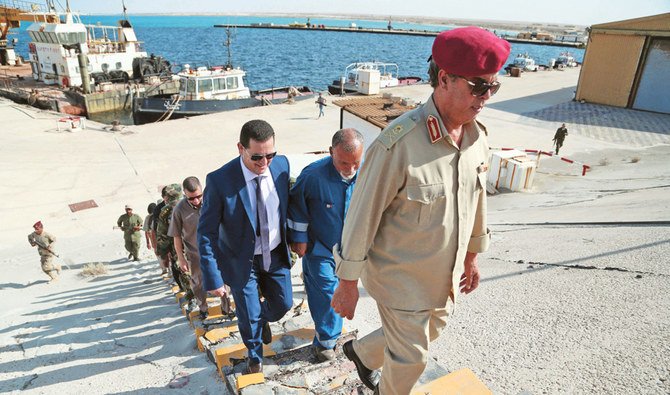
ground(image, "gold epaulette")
xmin=377 ymin=111 xmax=418 ymax=149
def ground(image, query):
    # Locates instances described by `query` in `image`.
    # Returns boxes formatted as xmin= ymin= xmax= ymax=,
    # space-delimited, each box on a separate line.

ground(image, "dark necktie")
xmin=254 ymin=176 xmax=271 ymax=271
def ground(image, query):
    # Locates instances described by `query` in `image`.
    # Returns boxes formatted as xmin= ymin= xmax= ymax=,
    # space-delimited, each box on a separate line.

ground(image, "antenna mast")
xmin=223 ymin=26 xmax=235 ymax=69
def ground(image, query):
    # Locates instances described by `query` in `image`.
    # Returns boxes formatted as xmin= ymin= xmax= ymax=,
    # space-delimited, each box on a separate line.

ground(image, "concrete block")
xmin=238 ymin=383 xmax=275 ymax=395
xmin=194 ymin=327 xmax=206 ymax=352
xmin=410 ymin=367 xmax=491 ymax=395
xmin=274 ymin=388 xmax=309 ymax=395
xmin=205 ymin=326 xmax=237 ymax=343
xmin=237 ymin=372 xmax=264 ymax=390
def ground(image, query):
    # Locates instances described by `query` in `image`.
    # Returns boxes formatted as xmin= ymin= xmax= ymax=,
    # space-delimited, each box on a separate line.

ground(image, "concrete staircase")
xmin=162 ymin=273 xmax=492 ymax=394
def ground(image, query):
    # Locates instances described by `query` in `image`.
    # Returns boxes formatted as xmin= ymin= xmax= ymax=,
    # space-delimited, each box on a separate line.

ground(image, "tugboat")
xmin=507 ymin=53 xmax=539 ymax=72
xmin=327 ymin=62 xmax=422 ymax=95
xmin=555 ymin=52 xmax=578 ymax=68
xmin=132 ymin=27 xmax=315 ymax=124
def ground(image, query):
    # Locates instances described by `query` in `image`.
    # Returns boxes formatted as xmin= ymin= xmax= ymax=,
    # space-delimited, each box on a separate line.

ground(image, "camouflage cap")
xmin=164 ymin=183 xmax=182 ymax=202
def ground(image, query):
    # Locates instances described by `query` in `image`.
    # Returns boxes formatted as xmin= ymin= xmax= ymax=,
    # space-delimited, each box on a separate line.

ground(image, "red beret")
xmin=33 ymin=221 xmax=43 ymax=228
xmin=432 ymin=26 xmax=511 ymax=77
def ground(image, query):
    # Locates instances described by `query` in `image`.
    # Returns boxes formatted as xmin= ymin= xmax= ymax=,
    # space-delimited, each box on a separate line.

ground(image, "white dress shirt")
xmin=240 ymin=157 xmax=281 ymax=255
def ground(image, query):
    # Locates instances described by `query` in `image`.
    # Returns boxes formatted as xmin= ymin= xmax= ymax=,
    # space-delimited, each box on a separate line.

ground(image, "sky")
xmin=64 ymin=0 xmax=670 ymax=26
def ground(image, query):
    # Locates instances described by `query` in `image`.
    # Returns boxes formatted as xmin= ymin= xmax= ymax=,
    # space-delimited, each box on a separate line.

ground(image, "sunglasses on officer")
xmin=244 ymin=148 xmax=277 ymax=162
xmin=453 ymin=75 xmax=501 ymax=97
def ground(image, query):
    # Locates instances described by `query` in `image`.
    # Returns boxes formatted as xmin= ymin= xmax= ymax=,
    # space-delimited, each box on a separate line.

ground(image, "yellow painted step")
xmin=213 ymin=327 xmax=315 ymax=369
xmin=205 ymin=326 xmax=237 ymax=343
xmin=237 ymin=372 xmax=264 ymax=390
xmin=194 ymin=327 xmax=206 ymax=352
xmin=410 ymin=368 xmax=491 ymax=395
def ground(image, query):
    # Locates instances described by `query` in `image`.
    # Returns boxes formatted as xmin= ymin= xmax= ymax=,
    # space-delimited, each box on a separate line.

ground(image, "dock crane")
xmin=0 ymin=0 xmax=58 ymax=65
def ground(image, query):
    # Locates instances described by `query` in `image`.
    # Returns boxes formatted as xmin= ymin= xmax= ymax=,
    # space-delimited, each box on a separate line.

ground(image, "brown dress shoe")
xmin=262 ymin=321 xmax=272 ymax=344
xmin=246 ymin=360 xmax=262 ymax=374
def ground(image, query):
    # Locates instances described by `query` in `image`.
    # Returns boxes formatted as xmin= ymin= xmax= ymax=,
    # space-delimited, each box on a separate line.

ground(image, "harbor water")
xmin=12 ymin=15 xmax=585 ymax=124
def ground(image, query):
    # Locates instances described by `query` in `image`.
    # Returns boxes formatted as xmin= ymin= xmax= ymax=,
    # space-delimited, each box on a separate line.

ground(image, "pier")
xmin=214 ymin=24 xmax=586 ymax=48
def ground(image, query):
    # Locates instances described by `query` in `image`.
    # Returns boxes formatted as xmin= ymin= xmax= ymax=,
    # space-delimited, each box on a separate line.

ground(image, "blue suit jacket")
xmin=198 ymin=155 xmax=291 ymax=291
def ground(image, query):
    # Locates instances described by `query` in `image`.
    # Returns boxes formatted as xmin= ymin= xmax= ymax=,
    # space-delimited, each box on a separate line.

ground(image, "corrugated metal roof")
xmin=333 ymin=95 xmax=418 ymax=129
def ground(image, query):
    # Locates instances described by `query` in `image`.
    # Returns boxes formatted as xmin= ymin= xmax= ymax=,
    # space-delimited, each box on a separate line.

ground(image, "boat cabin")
xmin=26 ymin=11 xmax=147 ymax=87
xmin=177 ymin=65 xmax=251 ymax=100
xmin=344 ymin=62 xmax=400 ymax=89
xmin=512 ymin=54 xmax=538 ymax=71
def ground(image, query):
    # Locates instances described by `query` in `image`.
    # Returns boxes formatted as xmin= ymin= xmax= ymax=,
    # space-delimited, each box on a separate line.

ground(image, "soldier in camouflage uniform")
xmin=28 ymin=221 xmax=61 ymax=282
xmin=117 ymin=204 xmax=143 ymax=261
xmin=156 ymin=183 xmax=193 ymax=302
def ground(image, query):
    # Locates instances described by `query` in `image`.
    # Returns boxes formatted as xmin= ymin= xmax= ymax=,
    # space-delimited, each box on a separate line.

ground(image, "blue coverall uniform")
xmin=288 ymin=156 xmax=356 ymax=350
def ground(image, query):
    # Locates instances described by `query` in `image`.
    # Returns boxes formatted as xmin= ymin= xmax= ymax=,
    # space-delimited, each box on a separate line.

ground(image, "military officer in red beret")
xmin=331 ymin=26 xmax=510 ymax=393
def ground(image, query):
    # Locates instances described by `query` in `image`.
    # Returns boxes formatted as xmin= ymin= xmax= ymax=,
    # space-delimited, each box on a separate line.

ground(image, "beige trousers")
xmin=354 ymin=303 xmax=449 ymax=395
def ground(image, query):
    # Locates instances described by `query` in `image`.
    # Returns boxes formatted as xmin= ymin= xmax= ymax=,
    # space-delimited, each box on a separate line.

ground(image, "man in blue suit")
xmin=198 ymin=119 xmax=293 ymax=374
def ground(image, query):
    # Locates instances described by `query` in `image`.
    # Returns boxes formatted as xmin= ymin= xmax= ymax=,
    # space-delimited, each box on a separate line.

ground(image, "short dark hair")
xmin=332 ymin=128 xmax=364 ymax=153
xmin=182 ymin=176 xmax=201 ymax=193
xmin=161 ymin=186 xmax=168 ymax=197
xmin=147 ymin=202 xmax=156 ymax=214
xmin=240 ymin=119 xmax=275 ymax=148
xmin=428 ymin=60 xmax=440 ymax=88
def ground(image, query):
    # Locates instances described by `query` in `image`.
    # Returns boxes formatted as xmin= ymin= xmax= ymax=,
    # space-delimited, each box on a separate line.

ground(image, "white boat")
xmin=25 ymin=2 xmax=151 ymax=88
xmin=511 ymin=53 xmax=539 ymax=72
xmin=556 ymin=52 xmax=578 ymax=68
xmin=132 ymin=27 xmax=316 ymax=124
xmin=328 ymin=61 xmax=422 ymax=95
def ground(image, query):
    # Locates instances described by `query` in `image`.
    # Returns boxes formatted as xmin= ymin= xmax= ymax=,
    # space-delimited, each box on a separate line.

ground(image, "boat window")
xmin=60 ymin=65 xmax=65 ymax=73
xmin=101 ymin=63 xmax=109 ymax=72
xmin=198 ymin=78 xmax=213 ymax=93
xmin=214 ymin=78 xmax=226 ymax=91
xmin=116 ymin=62 xmax=122 ymax=70
xmin=227 ymin=76 xmax=238 ymax=89
xmin=187 ymin=79 xmax=196 ymax=93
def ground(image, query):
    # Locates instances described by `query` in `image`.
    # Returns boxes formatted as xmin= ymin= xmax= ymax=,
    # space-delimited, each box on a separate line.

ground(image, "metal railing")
xmin=0 ymin=0 xmax=49 ymax=13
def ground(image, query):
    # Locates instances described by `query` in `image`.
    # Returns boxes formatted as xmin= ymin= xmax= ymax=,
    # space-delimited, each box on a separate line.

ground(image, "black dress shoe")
xmin=246 ymin=360 xmax=262 ymax=374
xmin=343 ymin=340 xmax=380 ymax=390
xmin=262 ymin=321 xmax=272 ymax=344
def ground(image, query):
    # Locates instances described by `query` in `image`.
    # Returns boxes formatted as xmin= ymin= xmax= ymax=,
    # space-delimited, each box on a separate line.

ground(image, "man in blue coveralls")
xmin=288 ymin=128 xmax=364 ymax=362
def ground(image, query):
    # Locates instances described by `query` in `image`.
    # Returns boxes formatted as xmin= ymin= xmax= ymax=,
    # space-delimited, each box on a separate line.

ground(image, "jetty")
xmin=214 ymin=23 xmax=585 ymax=47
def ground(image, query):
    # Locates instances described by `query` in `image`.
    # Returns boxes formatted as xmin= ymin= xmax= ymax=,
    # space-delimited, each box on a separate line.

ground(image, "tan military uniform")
xmin=28 ymin=231 xmax=60 ymax=280
xmin=334 ymin=95 xmax=490 ymax=394
xmin=117 ymin=213 xmax=143 ymax=260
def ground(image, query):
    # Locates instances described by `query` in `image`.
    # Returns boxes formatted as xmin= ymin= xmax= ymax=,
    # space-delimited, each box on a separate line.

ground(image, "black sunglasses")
xmin=186 ymin=194 xmax=203 ymax=201
xmin=245 ymin=149 xmax=277 ymax=162
xmin=454 ymin=75 xmax=501 ymax=97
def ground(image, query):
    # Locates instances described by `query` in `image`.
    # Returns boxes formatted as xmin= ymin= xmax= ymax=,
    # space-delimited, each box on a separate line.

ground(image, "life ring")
xmin=61 ymin=76 xmax=70 ymax=87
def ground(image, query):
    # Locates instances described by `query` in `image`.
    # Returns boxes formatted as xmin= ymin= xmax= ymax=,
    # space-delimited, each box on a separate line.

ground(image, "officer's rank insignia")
xmin=426 ymin=115 xmax=442 ymax=144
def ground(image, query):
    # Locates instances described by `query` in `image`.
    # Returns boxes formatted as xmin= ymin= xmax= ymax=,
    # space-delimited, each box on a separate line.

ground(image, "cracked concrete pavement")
xmin=0 ymin=66 xmax=668 ymax=394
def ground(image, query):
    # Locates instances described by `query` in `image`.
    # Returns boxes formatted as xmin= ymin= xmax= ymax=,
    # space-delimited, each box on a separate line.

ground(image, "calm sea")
xmin=13 ymin=15 xmax=584 ymax=123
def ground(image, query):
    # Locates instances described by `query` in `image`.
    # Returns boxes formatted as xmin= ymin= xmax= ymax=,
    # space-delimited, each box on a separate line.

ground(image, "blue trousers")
xmin=303 ymin=254 xmax=342 ymax=349
xmin=230 ymin=247 xmax=293 ymax=363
